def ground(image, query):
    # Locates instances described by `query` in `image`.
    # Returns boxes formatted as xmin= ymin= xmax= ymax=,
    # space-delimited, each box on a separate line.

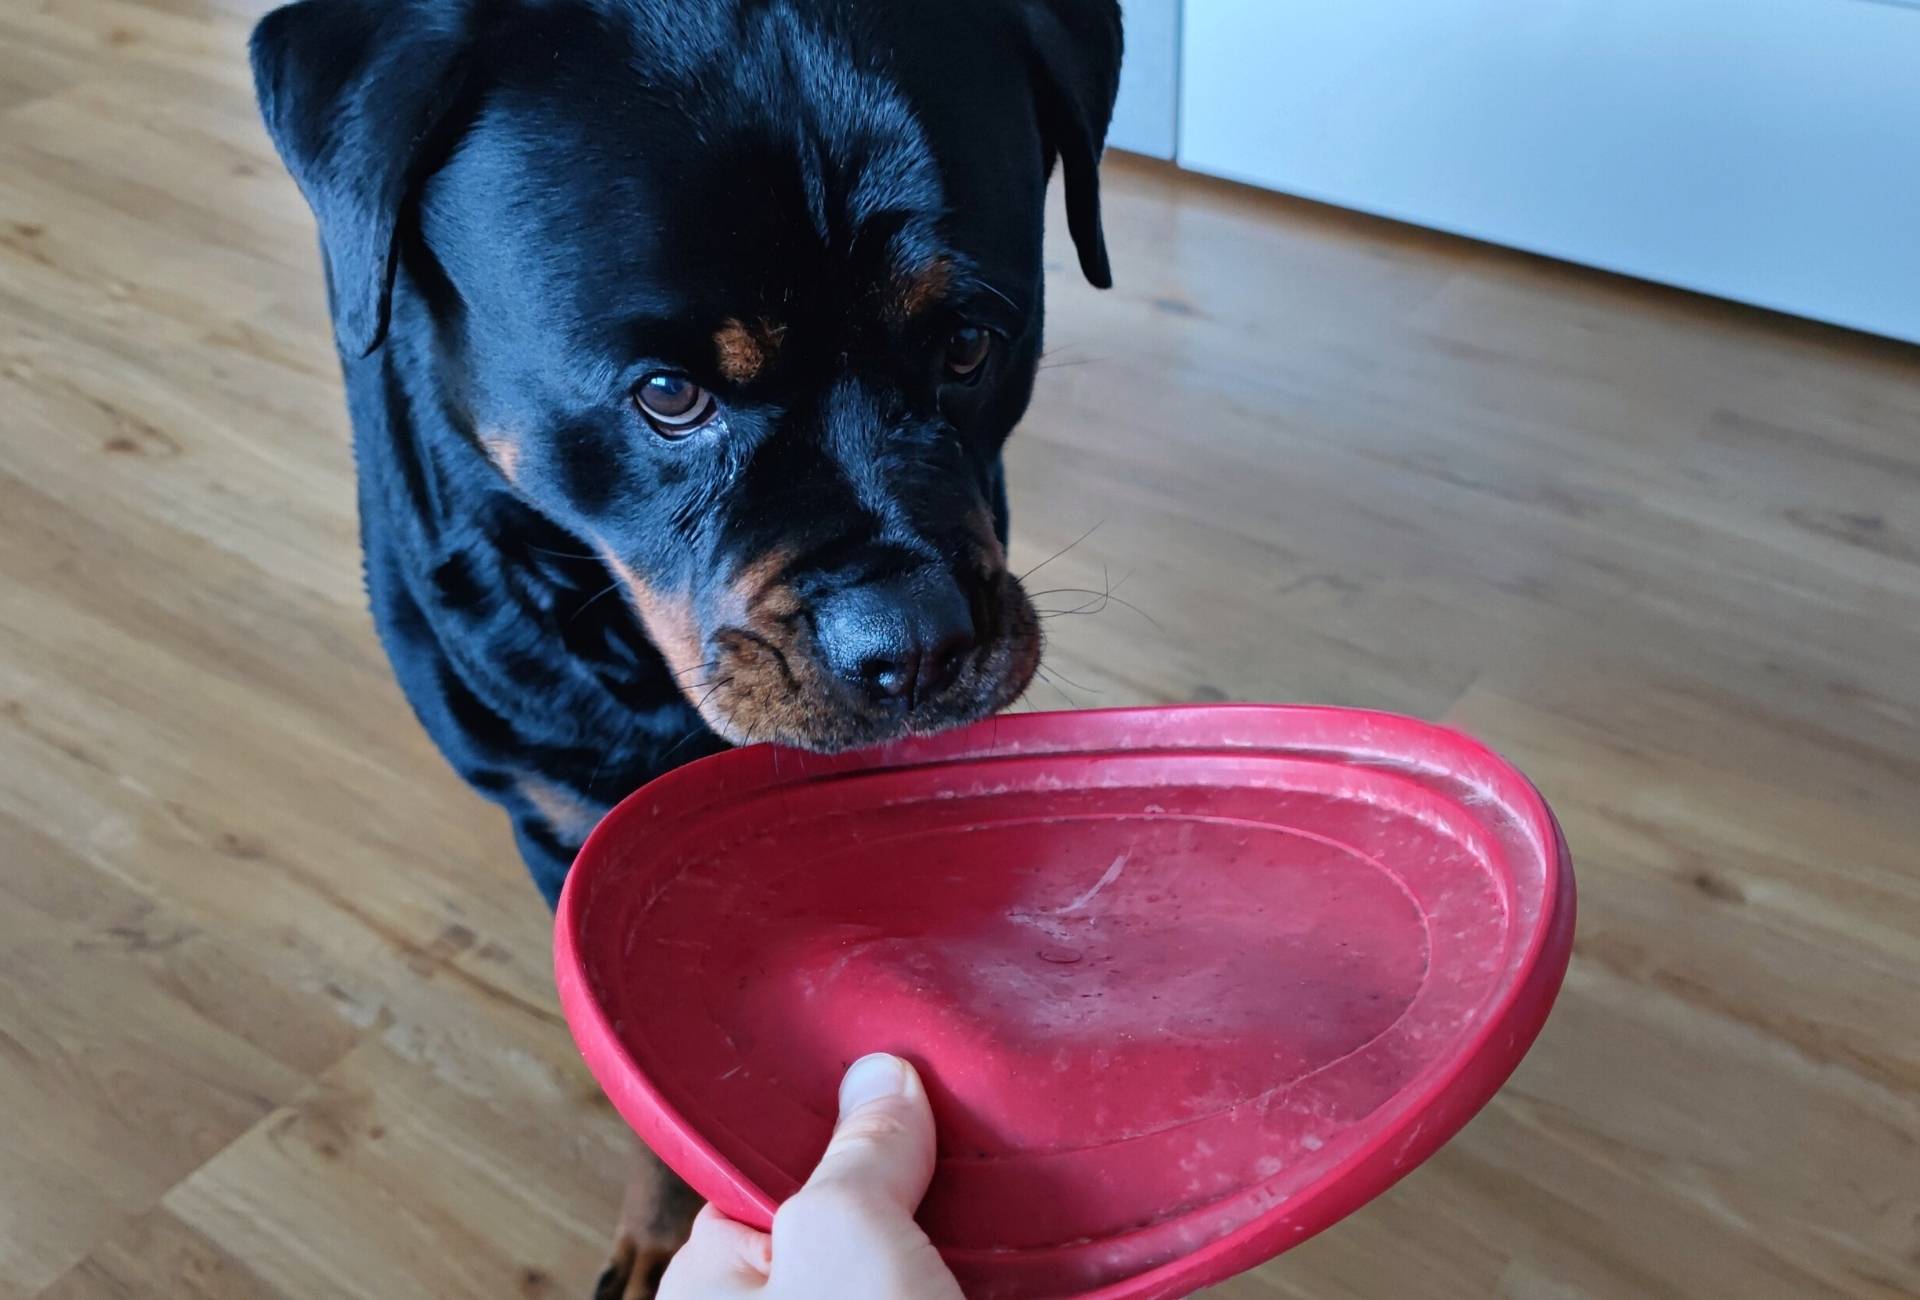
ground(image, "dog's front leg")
xmin=593 ymin=1136 xmax=702 ymax=1300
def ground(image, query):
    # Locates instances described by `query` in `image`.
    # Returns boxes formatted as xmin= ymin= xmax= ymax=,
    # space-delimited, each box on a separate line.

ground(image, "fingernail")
xmin=838 ymin=1053 xmax=910 ymax=1115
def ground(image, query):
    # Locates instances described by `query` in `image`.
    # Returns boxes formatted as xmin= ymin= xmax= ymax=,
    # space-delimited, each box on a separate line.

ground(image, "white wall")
xmin=1109 ymin=0 xmax=1180 ymax=159
xmin=1178 ymin=0 xmax=1920 ymax=344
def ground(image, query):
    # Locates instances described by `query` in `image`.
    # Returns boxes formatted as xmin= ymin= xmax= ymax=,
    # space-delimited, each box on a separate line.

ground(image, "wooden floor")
xmin=4 ymin=3 xmax=1918 ymax=1298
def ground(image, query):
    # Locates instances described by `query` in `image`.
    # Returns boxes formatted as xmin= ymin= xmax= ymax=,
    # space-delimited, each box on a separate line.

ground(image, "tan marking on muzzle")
xmin=724 ymin=547 xmax=799 ymax=623
xmin=602 ymin=553 xmax=707 ymax=686
xmin=703 ymin=626 xmax=854 ymax=749
xmin=703 ymin=548 xmax=814 ymax=743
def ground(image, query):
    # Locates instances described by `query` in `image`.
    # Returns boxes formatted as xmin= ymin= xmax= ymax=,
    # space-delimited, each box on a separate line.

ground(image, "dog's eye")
xmin=943 ymin=326 xmax=993 ymax=381
xmin=633 ymin=373 xmax=718 ymax=436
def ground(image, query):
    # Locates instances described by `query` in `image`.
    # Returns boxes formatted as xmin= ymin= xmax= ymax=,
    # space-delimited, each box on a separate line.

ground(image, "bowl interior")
xmin=557 ymin=705 xmax=1573 ymax=1299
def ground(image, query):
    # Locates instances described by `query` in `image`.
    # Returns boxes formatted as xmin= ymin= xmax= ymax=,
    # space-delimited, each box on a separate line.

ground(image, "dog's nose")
xmin=815 ymin=574 xmax=977 ymax=707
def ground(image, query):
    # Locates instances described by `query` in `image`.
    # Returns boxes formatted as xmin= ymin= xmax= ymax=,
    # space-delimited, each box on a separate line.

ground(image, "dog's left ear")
xmin=1018 ymin=0 xmax=1123 ymax=288
xmin=250 ymin=0 xmax=472 ymax=356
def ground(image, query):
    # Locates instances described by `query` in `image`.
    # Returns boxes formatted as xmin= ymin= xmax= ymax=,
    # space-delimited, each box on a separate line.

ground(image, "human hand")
xmin=657 ymin=1053 xmax=964 ymax=1300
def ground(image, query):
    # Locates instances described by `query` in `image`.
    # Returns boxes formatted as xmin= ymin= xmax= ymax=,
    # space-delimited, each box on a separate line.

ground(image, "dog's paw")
xmin=594 ymin=1148 xmax=701 ymax=1300
xmin=592 ymin=1235 xmax=674 ymax=1300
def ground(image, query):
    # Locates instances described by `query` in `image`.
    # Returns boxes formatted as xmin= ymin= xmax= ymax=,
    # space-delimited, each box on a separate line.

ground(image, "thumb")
xmin=800 ymin=1053 xmax=937 ymax=1215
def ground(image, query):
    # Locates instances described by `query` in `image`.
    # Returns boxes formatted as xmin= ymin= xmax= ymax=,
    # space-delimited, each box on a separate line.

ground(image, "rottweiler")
xmin=250 ymin=0 xmax=1120 ymax=1292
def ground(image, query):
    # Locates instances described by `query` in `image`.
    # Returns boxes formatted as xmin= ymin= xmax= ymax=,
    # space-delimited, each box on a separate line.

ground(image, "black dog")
xmin=251 ymin=0 xmax=1118 ymax=1290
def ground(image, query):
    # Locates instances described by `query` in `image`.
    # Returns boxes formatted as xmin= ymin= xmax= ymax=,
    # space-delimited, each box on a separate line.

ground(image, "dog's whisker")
xmin=1027 ymin=565 xmax=1133 ymax=604
xmin=977 ymin=278 xmax=1022 ymax=312
xmin=1034 ymin=591 xmax=1109 ymax=615
xmin=569 ymin=579 xmax=624 ymax=624
xmin=659 ymin=682 xmax=731 ymax=767
xmin=523 ymin=542 xmax=602 ymax=561
xmin=658 ymin=728 xmax=704 ymax=767
xmin=1017 ymin=521 xmax=1103 ymax=583
xmin=1035 ymin=591 xmax=1112 ymax=617
xmin=1034 ymin=668 xmax=1084 ymax=711
xmin=1024 ymin=576 xmax=1161 ymax=631
xmin=1036 ymin=662 xmax=1102 ymax=694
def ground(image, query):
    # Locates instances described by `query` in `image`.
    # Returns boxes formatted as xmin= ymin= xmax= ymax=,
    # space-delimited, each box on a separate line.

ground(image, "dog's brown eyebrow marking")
xmin=714 ymin=317 xmax=787 ymax=384
xmin=895 ymin=255 xmax=953 ymax=320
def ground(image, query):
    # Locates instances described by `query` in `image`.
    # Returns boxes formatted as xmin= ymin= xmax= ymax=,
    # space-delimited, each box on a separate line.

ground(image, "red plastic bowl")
xmin=556 ymin=705 xmax=1574 ymax=1299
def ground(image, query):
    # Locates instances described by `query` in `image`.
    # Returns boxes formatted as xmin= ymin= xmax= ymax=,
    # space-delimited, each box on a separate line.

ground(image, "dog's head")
xmin=252 ymin=0 xmax=1120 ymax=751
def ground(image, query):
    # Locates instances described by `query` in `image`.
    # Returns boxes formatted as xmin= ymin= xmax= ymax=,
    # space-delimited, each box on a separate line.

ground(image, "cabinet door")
xmin=1178 ymin=0 xmax=1920 ymax=343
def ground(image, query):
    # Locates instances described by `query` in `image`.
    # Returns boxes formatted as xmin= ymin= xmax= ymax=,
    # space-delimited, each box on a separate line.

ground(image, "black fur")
xmin=252 ymin=0 xmax=1121 ymax=905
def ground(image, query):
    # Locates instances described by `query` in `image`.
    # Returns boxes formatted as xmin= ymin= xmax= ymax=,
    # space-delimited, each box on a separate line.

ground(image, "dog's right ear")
xmin=250 ymin=0 xmax=471 ymax=357
xmin=1016 ymin=0 xmax=1123 ymax=290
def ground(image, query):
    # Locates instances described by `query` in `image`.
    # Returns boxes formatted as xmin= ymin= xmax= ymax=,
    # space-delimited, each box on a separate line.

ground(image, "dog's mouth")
xmin=605 ymin=550 xmax=1042 ymax=753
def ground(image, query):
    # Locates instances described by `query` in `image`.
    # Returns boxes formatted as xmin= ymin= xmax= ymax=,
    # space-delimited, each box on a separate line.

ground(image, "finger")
xmin=798 ymin=1053 xmax=937 ymax=1215
xmin=654 ymin=1204 xmax=771 ymax=1298
xmin=691 ymin=1204 xmax=775 ymax=1276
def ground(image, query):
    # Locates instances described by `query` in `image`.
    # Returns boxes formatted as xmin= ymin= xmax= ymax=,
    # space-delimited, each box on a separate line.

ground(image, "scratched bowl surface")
xmin=556 ymin=705 xmax=1575 ymax=1300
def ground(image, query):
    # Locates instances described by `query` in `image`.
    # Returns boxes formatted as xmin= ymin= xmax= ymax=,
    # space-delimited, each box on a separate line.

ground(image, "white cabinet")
xmin=1164 ymin=0 xmax=1920 ymax=344
xmin=1109 ymin=0 xmax=1180 ymax=159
